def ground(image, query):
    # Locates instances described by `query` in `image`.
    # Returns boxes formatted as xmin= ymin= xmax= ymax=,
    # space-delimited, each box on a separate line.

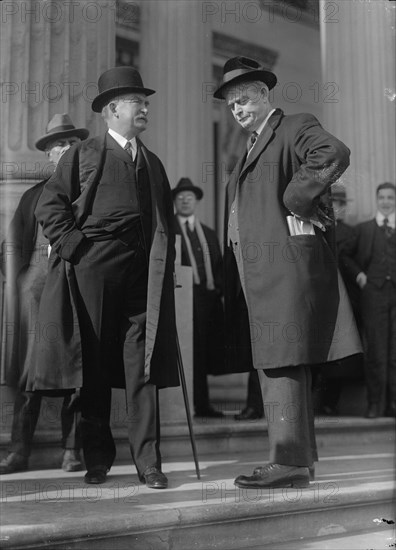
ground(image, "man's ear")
xmin=261 ymin=84 xmax=269 ymax=99
xmin=109 ymin=101 xmax=118 ymax=116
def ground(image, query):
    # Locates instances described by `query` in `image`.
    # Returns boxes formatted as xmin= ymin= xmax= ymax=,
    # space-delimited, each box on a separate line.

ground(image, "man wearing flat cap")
xmin=0 ymin=114 xmax=88 ymax=475
xmin=214 ymin=57 xmax=361 ymax=489
xmin=172 ymin=178 xmax=224 ymax=418
xmin=34 ymin=67 xmax=178 ymax=489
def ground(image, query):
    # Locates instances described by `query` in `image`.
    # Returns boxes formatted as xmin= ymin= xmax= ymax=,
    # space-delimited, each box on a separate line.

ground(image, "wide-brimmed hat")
xmin=92 ymin=66 xmax=156 ymax=113
xmin=331 ymin=186 xmax=352 ymax=203
xmin=172 ymin=178 xmax=203 ymax=200
xmin=35 ymin=114 xmax=89 ymax=151
xmin=214 ymin=56 xmax=277 ymax=100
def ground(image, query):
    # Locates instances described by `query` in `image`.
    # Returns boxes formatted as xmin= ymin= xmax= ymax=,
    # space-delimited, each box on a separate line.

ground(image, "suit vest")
xmin=366 ymin=224 xmax=396 ymax=287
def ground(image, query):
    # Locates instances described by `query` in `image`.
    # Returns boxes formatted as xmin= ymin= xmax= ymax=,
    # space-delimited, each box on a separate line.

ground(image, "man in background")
xmin=343 ymin=182 xmax=396 ymax=418
xmin=173 ymin=178 xmax=224 ymax=418
xmin=0 ymin=114 xmax=87 ymax=474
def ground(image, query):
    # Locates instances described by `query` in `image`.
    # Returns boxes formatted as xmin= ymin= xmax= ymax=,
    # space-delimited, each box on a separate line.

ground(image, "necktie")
xmin=185 ymin=220 xmax=206 ymax=284
xmin=382 ymin=217 xmax=393 ymax=238
xmin=247 ymin=131 xmax=258 ymax=153
xmin=124 ymin=140 xmax=135 ymax=161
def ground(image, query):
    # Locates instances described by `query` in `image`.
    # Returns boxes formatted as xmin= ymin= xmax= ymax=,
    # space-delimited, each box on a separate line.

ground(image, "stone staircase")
xmin=2 ymin=365 xmax=395 ymax=549
xmin=0 ymin=415 xmax=395 ymax=549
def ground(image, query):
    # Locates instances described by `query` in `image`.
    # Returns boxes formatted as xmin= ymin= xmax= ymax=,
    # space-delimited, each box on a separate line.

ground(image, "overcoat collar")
xmin=74 ymin=134 xmax=163 ymax=239
xmin=226 ymin=109 xmax=284 ymax=213
xmin=105 ymin=133 xmax=135 ymax=164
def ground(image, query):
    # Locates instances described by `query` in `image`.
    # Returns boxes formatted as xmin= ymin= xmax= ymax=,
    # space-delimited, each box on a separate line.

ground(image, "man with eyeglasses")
xmin=34 ymin=67 xmax=178 ymax=489
xmin=172 ymin=178 xmax=225 ymax=419
xmin=0 ymin=114 xmax=88 ymax=475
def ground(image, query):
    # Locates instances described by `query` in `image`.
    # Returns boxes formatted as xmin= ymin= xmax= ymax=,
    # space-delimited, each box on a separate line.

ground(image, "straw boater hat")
xmin=214 ymin=56 xmax=277 ymax=100
xmin=35 ymin=114 xmax=89 ymax=151
xmin=91 ymin=66 xmax=156 ymax=113
xmin=171 ymin=178 xmax=204 ymax=201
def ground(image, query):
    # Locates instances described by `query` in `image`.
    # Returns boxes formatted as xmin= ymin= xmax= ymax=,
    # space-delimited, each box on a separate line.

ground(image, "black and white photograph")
xmin=0 ymin=0 xmax=395 ymax=548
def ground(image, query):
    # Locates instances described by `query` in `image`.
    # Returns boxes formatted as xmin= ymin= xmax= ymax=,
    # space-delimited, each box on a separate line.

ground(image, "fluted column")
xmin=139 ymin=0 xmax=214 ymax=223
xmin=0 ymin=0 xmax=115 ymax=185
xmin=320 ymin=0 xmax=395 ymax=222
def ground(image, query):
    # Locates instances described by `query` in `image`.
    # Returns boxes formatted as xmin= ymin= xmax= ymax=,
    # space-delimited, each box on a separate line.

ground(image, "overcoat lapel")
xmin=226 ymin=109 xmax=284 ymax=215
xmin=226 ymin=154 xmax=246 ymax=216
xmin=140 ymin=141 xmax=163 ymax=236
xmin=239 ymin=109 xmax=284 ymax=178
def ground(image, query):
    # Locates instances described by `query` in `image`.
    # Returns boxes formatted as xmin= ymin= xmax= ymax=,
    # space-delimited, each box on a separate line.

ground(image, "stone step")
xmin=1 ymin=416 xmax=394 ymax=471
xmin=0 ymin=442 xmax=394 ymax=549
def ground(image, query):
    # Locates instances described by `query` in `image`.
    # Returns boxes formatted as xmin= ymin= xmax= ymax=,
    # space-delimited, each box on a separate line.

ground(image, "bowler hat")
xmin=35 ymin=113 xmax=89 ymax=151
xmin=92 ymin=66 xmax=155 ymax=113
xmin=214 ymin=56 xmax=277 ymax=100
xmin=172 ymin=178 xmax=203 ymax=200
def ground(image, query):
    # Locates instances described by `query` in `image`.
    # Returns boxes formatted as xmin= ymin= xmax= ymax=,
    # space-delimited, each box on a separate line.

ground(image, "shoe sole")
xmin=234 ymin=478 xmax=310 ymax=489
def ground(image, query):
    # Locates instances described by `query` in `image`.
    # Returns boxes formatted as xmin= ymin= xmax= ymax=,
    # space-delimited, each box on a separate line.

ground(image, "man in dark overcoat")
xmin=214 ymin=57 xmax=361 ymax=489
xmin=342 ymin=182 xmax=396 ymax=418
xmin=0 ymin=114 xmax=88 ymax=475
xmin=34 ymin=67 xmax=179 ymax=488
xmin=172 ymin=178 xmax=224 ymax=418
xmin=313 ymin=186 xmax=363 ymax=416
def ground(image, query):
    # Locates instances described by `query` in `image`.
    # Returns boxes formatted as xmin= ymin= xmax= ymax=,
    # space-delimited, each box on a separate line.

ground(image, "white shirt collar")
xmin=376 ymin=211 xmax=395 ymax=229
xmin=178 ymin=214 xmax=195 ymax=230
xmin=108 ymin=129 xmax=137 ymax=161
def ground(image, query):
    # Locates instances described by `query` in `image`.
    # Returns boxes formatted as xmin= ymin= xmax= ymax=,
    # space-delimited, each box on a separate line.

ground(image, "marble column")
xmin=320 ymin=0 xmax=396 ymax=222
xmin=139 ymin=0 xmax=215 ymax=224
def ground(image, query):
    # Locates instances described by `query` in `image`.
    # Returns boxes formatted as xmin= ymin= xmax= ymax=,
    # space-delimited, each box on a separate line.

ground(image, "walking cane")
xmin=176 ymin=332 xmax=201 ymax=480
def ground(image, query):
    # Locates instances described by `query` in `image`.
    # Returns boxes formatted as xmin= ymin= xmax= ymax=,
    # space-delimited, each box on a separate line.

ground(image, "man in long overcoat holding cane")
xmin=34 ymin=67 xmax=178 ymax=488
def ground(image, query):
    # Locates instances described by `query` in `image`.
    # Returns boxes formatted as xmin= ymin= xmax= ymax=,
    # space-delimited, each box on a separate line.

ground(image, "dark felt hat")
xmin=214 ymin=56 xmax=277 ymax=100
xmin=92 ymin=66 xmax=155 ymax=113
xmin=331 ymin=186 xmax=352 ymax=203
xmin=172 ymin=178 xmax=203 ymax=200
xmin=35 ymin=113 xmax=89 ymax=151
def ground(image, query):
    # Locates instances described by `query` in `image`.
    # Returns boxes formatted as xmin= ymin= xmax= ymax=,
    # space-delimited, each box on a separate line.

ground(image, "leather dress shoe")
xmin=234 ymin=463 xmax=310 ymax=489
xmin=234 ymin=407 xmax=263 ymax=421
xmin=141 ymin=466 xmax=168 ymax=489
xmin=253 ymin=463 xmax=315 ymax=481
xmin=194 ymin=407 xmax=224 ymax=418
xmin=0 ymin=452 xmax=29 ymax=475
xmin=84 ymin=466 xmax=108 ymax=484
xmin=62 ymin=450 xmax=83 ymax=472
xmin=365 ymin=403 xmax=380 ymax=419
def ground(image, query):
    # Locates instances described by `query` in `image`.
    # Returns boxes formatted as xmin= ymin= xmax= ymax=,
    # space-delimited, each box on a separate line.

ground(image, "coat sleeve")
xmin=35 ymin=147 xmax=87 ymax=262
xmin=283 ymin=114 xmax=350 ymax=221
